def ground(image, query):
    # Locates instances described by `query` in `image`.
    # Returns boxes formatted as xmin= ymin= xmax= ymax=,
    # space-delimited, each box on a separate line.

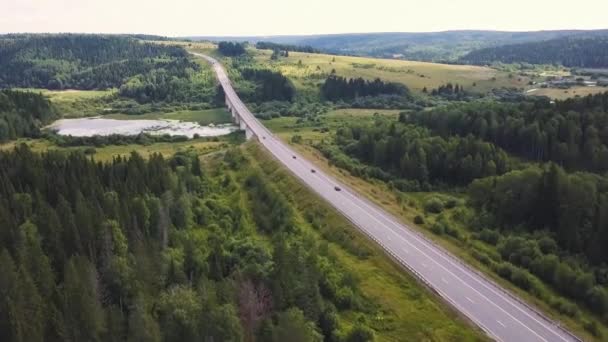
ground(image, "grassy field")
xmin=18 ymin=88 xmax=116 ymax=118
xmin=106 ymin=108 xmax=232 ymax=125
xmin=251 ymin=48 xmax=531 ymax=95
xmin=262 ymin=108 xmax=604 ymax=341
xmin=0 ymin=138 xmax=231 ymax=162
xmin=264 ymin=108 xmax=400 ymax=143
xmin=242 ymin=143 xmax=487 ymax=341
xmin=527 ymin=86 xmax=608 ymax=100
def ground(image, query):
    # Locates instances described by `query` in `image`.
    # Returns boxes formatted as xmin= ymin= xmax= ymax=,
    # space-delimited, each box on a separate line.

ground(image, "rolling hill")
xmin=186 ymin=29 xmax=608 ymax=62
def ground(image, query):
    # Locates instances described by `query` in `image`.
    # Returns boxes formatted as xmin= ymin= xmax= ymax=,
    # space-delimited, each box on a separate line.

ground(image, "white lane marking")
xmin=333 ymin=188 xmax=569 ymax=342
xmin=327 ymin=196 xmax=551 ymax=342
xmin=466 ymin=296 xmax=476 ymax=304
xmin=402 ymin=247 xmax=409 ymax=254
xmin=441 ymin=277 xmax=449 ymax=284
xmin=497 ymin=320 xmax=507 ymax=328
xmin=257 ymin=133 xmax=547 ymax=341
xmin=199 ymin=54 xmax=565 ymax=342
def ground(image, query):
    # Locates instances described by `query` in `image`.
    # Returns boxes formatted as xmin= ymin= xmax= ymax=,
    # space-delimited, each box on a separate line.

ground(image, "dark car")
xmin=311 ymin=169 xmax=316 ymax=173
xmin=292 ymin=155 xmax=297 ymax=159
xmin=334 ymin=186 xmax=341 ymax=191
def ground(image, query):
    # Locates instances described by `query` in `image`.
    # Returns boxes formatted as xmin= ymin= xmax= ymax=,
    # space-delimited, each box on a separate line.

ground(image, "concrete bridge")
xmin=225 ymin=96 xmax=255 ymax=140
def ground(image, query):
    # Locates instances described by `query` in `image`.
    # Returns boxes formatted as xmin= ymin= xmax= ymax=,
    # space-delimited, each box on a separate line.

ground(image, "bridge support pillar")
xmin=245 ymin=126 xmax=254 ymax=140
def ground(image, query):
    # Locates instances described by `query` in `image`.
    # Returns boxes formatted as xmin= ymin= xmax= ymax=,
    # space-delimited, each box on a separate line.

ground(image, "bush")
xmin=444 ymin=197 xmax=459 ymax=209
xmin=424 ymin=197 xmax=444 ymax=214
xmin=551 ymin=298 xmax=579 ymax=318
xmin=510 ymin=268 xmax=532 ymax=291
xmin=584 ymin=320 xmax=602 ymax=338
xmin=430 ymin=222 xmax=445 ymax=235
xmin=83 ymin=147 xmax=97 ymax=155
xmin=478 ymin=229 xmax=500 ymax=245
xmin=496 ymin=262 xmax=513 ymax=280
xmin=413 ymin=215 xmax=425 ymax=225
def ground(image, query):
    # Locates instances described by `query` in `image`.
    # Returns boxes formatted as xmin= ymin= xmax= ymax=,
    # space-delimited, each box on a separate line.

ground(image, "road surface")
xmin=193 ymin=52 xmax=580 ymax=342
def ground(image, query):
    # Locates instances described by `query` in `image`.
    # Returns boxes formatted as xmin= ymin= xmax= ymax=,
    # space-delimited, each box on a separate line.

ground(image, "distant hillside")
xmin=186 ymin=30 xmax=608 ymax=62
xmin=460 ymin=36 xmax=608 ymax=68
xmin=0 ymin=34 xmax=191 ymax=90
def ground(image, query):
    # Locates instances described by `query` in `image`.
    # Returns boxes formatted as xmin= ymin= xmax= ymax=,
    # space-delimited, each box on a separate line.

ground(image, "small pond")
xmin=46 ymin=117 xmax=239 ymax=138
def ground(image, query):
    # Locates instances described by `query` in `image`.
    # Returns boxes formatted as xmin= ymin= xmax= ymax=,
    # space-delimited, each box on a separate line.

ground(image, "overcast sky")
xmin=2 ymin=0 xmax=607 ymax=36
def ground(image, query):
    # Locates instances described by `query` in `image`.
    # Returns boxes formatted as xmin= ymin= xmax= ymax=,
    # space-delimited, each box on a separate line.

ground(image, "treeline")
xmin=0 ymin=90 xmax=57 ymax=142
xmin=241 ymin=68 xmax=296 ymax=102
xmin=468 ymin=164 xmax=608 ymax=317
xmin=255 ymin=41 xmax=319 ymax=53
xmin=426 ymin=83 xmax=469 ymax=100
xmin=334 ymin=119 xmax=510 ymax=188
xmin=0 ymin=34 xmax=192 ymax=90
xmin=321 ymin=75 xmax=409 ymax=102
xmin=460 ymin=36 xmax=608 ymax=68
xmin=218 ymin=41 xmax=247 ymax=56
xmin=403 ymin=93 xmax=608 ymax=172
xmin=0 ymin=146 xmax=376 ymax=341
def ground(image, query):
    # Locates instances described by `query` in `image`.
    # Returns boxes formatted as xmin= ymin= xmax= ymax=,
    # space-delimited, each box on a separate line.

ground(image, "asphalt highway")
xmin=193 ymin=52 xmax=580 ymax=342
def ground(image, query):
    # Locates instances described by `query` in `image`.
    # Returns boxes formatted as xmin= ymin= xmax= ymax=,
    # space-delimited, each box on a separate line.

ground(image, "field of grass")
xmin=106 ymin=108 xmax=232 ymax=125
xmin=264 ymin=108 xmax=399 ymax=143
xmin=527 ymin=86 xmax=608 ymax=100
xmin=251 ymin=48 xmax=531 ymax=95
xmin=18 ymin=88 xmax=116 ymax=118
xmin=242 ymin=143 xmax=487 ymax=341
xmin=262 ymin=108 xmax=604 ymax=341
xmin=0 ymin=138 xmax=231 ymax=162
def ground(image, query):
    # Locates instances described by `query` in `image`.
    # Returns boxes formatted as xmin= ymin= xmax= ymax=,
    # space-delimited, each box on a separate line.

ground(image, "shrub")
xmin=551 ymin=298 xmax=579 ymax=317
xmin=496 ymin=262 xmax=513 ymax=280
xmin=424 ymin=197 xmax=444 ymax=213
xmin=478 ymin=229 xmax=500 ymax=245
xmin=83 ymin=147 xmax=96 ymax=155
xmin=511 ymin=268 xmax=532 ymax=291
xmin=584 ymin=320 xmax=602 ymax=338
xmin=444 ymin=197 xmax=459 ymax=209
xmin=430 ymin=222 xmax=444 ymax=235
xmin=413 ymin=215 xmax=425 ymax=225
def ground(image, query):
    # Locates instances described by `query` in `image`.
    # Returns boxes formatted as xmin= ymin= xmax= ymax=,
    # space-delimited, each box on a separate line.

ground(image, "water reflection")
xmin=46 ymin=117 xmax=239 ymax=138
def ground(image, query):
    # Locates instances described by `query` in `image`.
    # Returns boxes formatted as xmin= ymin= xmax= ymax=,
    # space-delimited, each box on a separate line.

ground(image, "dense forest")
xmin=0 ymin=90 xmax=57 ymax=142
xmin=318 ymin=112 xmax=608 ymax=328
xmin=218 ymin=41 xmax=247 ymax=56
xmin=403 ymin=93 xmax=608 ymax=173
xmin=321 ymin=76 xmax=409 ymax=102
xmin=255 ymin=42 xmax=319 ymax=53
xmin=0 ymin=34 xmax=217 ymax=105
xmin=0 ymin=146 xmax=377 ymax=342
xmin=333 ymin=119 xmax=510 ymax=188
xmin=468 ymin=163 xmax=608 ymax=318
xmin=460 ymin=36 xmax=608 ymax=67
xmin=240 ymin=68 xmax=296 ymax=102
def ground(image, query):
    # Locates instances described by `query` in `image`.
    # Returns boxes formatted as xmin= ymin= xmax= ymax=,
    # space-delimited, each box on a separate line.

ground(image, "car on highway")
xmin=311 ymin=169 xmax=316 ymax=173
xmin=292 ymin=155 xmax=296 ymax=159
xmin=334 ymin=186 xmax=341 ymax=191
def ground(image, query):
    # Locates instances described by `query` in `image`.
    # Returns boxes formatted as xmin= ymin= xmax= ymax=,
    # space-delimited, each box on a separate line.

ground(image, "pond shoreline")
xmin=45 ymin=116 xmax=239 ymax=138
